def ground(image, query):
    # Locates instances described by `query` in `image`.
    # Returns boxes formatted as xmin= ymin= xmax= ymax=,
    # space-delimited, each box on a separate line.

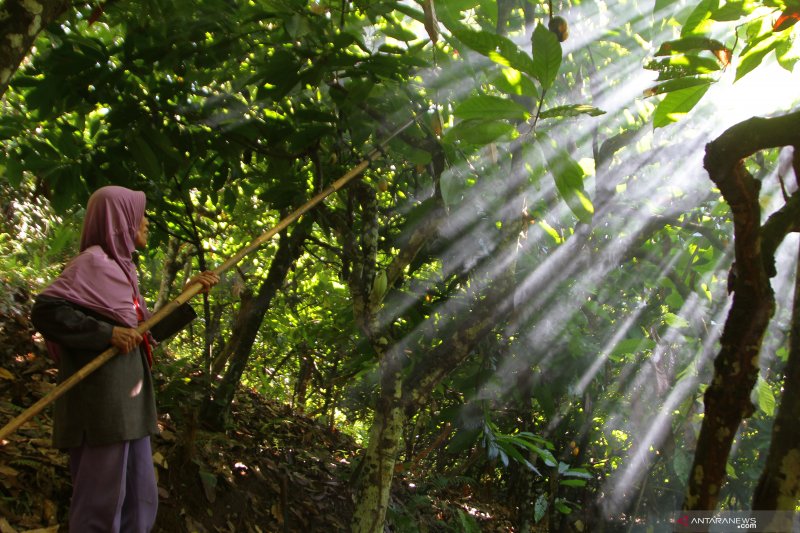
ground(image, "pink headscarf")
xmin=41 ymin=186 xmax=151 ymax=327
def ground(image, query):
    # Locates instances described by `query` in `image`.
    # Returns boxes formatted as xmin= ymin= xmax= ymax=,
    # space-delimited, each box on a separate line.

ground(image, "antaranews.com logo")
xmin=673 ymin=511 xmax=799 ymax=532
xmin=676 ymin=514 xmax=757 ymax=529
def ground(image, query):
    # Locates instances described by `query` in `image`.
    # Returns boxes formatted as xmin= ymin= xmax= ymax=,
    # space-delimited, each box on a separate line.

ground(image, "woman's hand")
xmin=111 ymin=326 xmax=143 ymax=353
xmin=185 ymin=270 xmax=220 ymax=293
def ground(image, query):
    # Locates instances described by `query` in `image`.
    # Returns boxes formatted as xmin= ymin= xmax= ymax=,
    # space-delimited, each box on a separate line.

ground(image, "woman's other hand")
xmin=111 ymin=326 xmax=143 ymax=353
xmin=185 ymin=270 xmax=220 ymax=293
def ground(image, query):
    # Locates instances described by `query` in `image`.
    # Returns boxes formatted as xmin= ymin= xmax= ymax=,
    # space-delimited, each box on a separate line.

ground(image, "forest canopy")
xmin=1 ymin=0 xmax=800 ymax=531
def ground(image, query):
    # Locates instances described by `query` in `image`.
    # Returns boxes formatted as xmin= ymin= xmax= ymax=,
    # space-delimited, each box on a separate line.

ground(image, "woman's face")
xmin=134 ymin=216 xmax=149 ymax=249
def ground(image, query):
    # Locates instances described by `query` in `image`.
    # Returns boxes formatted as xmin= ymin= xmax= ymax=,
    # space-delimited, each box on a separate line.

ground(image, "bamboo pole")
xmin=0 ymin=118 xmax=415 ymax=442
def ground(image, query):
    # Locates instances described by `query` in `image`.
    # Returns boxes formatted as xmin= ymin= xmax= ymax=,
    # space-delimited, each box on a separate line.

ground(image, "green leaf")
xmin=491 ymin=69 xmax=538 ymax=98
xmin=4 ymin=153 xmax=24 ymax=187
xmin=555 ymin=500 xmax=572 ymax=515
xmin=644 ymin=76 xmax=714 ymax=97
xmin=453 ymin=95 xmax=531 ymax=121
xmin=451 ymin=26 xmax=536 ymax=76
xmin=653 ymin=38 xmax=731 ymax=73
xmin=648 ymin=54 xmax=722 ymax=76
xmin=777 ymin=37 xmax=800 ymax=71
xmin=516 ymin=441 xmax=557 ymax=467
xmin=560 ymin=479 xmax=588 ymax=487
xmin=653 ymin=82 xmax=711 ymax=128
xmin=755 ymin=375 xmax=775 ymax=416
xmin=682 ymin=0 xmax=718 ymax=36
xmin=548 ymin=151 xmax=593 ymax=223
xmin=711 ymin=0 xmax=751 ymax=21
xmin=664 ymin=313 xmax=690 ymax=328
xmin=443 ymin=119 xmax=517 ymax=145
xmin=610 ymin=338 xmax=656 ymax=359
xmin=539 ymin=104 xmax=606 ymax=119
xmin=736 ymin=36 xmax=779 ymax=80
xmin=381 ymin=21 xmax=418 ymax=42
xmin=534 ymin=493 xmax=548 ymax=523
xmin=439 ymin=166 xmax=468 ymax=207
xmin=456 ymin=509 xmax=481 ymax=533
xmin=562 ymin=467 xmax=592 ymax=479
xmin=532 ymin=23 xmax=562 ymax=90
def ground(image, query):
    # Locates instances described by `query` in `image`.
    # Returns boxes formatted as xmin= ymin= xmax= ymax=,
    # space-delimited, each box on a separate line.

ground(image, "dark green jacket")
xmin=32 ymin=295 xmax=193 ymax=449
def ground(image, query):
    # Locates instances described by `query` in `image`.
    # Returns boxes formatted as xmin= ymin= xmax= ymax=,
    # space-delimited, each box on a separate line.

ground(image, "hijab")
xmin=40 ymin=186 xmax=151 ymax=328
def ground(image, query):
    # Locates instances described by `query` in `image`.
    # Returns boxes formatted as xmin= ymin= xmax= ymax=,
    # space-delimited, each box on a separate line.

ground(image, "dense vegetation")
xmin=2 ymin=0 xmax=800 ymax=530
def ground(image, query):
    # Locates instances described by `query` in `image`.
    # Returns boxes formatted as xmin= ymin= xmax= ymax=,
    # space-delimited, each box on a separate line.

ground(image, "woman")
xmin=31 ymin=185 xmax=218 ymax=532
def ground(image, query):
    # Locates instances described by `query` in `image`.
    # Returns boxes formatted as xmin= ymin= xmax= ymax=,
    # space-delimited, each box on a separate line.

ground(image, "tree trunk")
xmin=0 ymin=0 xmax=72 ymax=98
xmin=350 ymin=346 xmax=405 ymax=532
xmin=752 ymin=239 xmax=800 ymax=510
xmin=347 ymin=149 xmax=445 ymax=530
xmin=683 ymin=112 xmax=800 ymax=512
xmin=200 ymin=220 xmax=310 ymax=430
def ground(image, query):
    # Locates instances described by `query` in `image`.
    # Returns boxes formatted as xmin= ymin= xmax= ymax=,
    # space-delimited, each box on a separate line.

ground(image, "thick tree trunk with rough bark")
xmin=684 ymin=112 xmax=800 ymax=512
xmin=752 ymin=240 xmax=800 ymax=510
xmin=0 ymin=0 xmax=72 ymax=98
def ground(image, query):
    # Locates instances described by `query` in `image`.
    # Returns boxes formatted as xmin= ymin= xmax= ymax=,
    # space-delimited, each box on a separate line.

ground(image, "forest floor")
xmin=0 ymin=283 xmax=515 ymax=532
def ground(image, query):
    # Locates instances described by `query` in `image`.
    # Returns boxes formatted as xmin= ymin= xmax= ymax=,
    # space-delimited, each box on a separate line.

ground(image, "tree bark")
xmin=200 ymin=220 xmax=310 ymax=430
xmin=350 ymin=345 xmax=405 ymax=532
xmin=684 ymin=112 xmax=800 ymax=512
xmin=752 ymin=241 xmax=800 ymax=511
xmin=0 ymin=0 xmax=72 ymax=98
xmin=349 ymin=149 xmax=446 ymax=531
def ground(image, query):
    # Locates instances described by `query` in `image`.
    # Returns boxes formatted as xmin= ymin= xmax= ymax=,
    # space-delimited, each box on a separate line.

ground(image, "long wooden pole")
xmin=0 ymin=118 xmax=415 ymax=442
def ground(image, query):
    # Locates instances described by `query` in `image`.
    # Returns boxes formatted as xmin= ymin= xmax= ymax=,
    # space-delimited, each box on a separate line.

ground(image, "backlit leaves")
xmin=453 ymin=95 xmax=530 ymax=121
xmin=653 ymin=82 xmax=711 ymax=128
xmin=547 ymin=149 xmax=594 ymax=223
xmin=531 ymin=23 xmax=562 ymax=91
xmin=681 ymin=0 xmax=718 ymax=36
xmin=442 ymin=119 xmax=517 ymax=145
xmin=450 ymin=25 xmax=536 ymax=77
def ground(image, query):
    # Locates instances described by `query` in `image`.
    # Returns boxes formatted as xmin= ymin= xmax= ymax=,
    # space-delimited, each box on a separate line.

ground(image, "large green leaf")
xmin=777 ymin=37 xmax=800 ymax=72
xmin=736 ymin=35 xmax=779 ymax=80
xmin=644 ymin=76 xmax=714 ymax=97
xmin=711 ymin=0 xmax=751 ymax=21
xmin=531 ymin=23 xmax=562 ymax=91
xmin=443 ymin=118 xmax=517 ymax=145
xmin=548 ymin=150 xmax=593 ymax=223
xmin=453 ymin=95 xmax=530 ymax=121
xmin=755 ymin=375 xmax=776 ymax=416
xmin=450 ymin=26 xmax=536 ymax=76
xmin=491 ymin=68 xmax=538 ymax=98
xmin=652 ymin=82 xmax=711 ymax=128
xmin=681 ymin=0 xmax=718 ymax=36
xmin=647 ymin=55 xmax=722 ymax=80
